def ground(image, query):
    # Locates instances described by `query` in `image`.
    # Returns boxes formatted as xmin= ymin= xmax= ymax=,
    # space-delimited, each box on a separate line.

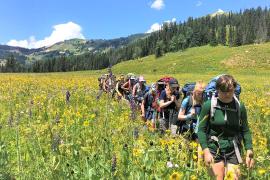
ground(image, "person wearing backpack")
xmin=133 ymin=76 xmax=147 ymax=105
xmin=114 ymin=74 xmax=125 ymax=100
xmin=96 ymin=74 xmax=106 ymax=100
xmin=197 ymin=75 xmax=254 ymax=180
xmin=159 ymin=79 xmax=181 ymax=135
xmin=121 ymin=75 xmax=136 ymax=101
xmin=141 ymin=83 xmax=158 ymax=127
xmin=178 ymin=81 xmax=206 ymax=140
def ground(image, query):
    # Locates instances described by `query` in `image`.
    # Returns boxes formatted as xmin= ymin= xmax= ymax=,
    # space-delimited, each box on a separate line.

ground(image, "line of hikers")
xmin=97 ymin=72 xmax=254 ymax=180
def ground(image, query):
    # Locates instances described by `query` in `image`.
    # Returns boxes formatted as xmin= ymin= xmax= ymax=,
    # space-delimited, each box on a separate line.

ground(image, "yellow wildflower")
xmin=83 ymin=120 xmax=89 ymax=127
xmin=258 ymin=168 xmax=266 ymax=175
xmin=169 ymin=172 xmax=183 ymax=180
xmin=225 ymin=170 xmax=235 ymax=180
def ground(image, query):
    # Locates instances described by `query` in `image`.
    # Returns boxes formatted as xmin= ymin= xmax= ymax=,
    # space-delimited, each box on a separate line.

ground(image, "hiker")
xmin=121 ymin=74 xmax=136 ymax=101
xmin=96 ymin=74 xmax=106 ymax=99
xmin=133 ymin=76 xmax=147 ymax=105
xmin=102 ymin=74 xmax=110 ymax=92
xmin=197 ymin=75 xmax=254 ymax=180
xmin=178 ymin=81 xmax=206 ymax=140
xmin=141 ymin=83 xmax=158 ymax=127
xmin=159 ymin=78 xmax=181 ymax=135
xmin=104 ymin=71 xmax=116 ymax=94
xmin=114 ymin=74 xmax=125 ymax=100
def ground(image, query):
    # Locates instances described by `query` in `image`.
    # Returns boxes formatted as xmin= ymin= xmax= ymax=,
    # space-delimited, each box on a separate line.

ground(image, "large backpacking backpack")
xmin=181 ymin=82 xmax=196 ymax=100
xmin=156 ymin=76 xmax=175 ymax=94
xmin=203 ymin=74 xmax=241 ymax=101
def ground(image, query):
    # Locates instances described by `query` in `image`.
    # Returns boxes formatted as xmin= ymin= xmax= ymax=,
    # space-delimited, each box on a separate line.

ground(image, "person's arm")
xmin=240 ymin=103 xmax=254 ymax=168
xmin=121 ymin=81 xmax=129 ymax=91
xmin=141 ymin=99 xmax=145 ymax=117
xmin=240 ymin=103 xmax=253 ymax=150
xmin=102 ymin=80 xmax=107 ymax=91
xmin=115 ymin=82 xmax=122 ymax=96
xmin=197 ymin=101 xmax=212 ymax=166
xmin=197 ymin=101 xmax=211 ymax=150
xmin=159 ymin=91 xmax=174 ymax=108
xmin=178 ymin=98 xmax=194 ymax=121
xmin=159 ymin=99 xmax=174 ymax=108
xmin=132 ymin=84 xmax=137 ymax=97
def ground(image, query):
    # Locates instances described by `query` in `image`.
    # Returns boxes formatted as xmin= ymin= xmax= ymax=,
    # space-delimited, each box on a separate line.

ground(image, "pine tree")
xmin=155 ymin=40 xmax=165 ymax=58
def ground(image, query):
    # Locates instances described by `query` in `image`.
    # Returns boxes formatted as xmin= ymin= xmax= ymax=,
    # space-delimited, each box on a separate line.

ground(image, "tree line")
xmin=1 ymin=6 xmax=270 ymax=73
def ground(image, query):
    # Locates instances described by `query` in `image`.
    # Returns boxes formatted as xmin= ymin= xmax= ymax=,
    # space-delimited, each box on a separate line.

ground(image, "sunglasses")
xmin=219 ymin=88 xmax=234 ymax=93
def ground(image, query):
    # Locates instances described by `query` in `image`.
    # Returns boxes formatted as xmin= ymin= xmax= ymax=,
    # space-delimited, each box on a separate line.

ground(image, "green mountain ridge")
xmin=0 ymin=33 xmax=147 ymax=62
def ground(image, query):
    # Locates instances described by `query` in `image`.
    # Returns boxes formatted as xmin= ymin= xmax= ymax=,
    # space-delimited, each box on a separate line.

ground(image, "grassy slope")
xmin=111 ymin=43 xmax=270 ymax=76
xmin=7 ymin=42 xmax=269 ymax=85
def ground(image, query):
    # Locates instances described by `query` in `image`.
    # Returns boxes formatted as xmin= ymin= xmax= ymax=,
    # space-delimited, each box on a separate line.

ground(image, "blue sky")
xmin=1 ymin=0 xmax=270 ymax=48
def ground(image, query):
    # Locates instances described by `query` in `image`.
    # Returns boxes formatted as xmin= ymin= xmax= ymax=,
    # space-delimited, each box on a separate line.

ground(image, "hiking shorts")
xmin=210 ymin=149 xmax=239 ymax=165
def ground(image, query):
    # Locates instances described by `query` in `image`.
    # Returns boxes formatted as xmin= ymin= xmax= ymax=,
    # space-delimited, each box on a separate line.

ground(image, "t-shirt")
xmin=180 ymin=96 xmax=202 ymax=132
xmin=159 ymin=90 xmax=180 ymax=119
xmin=159 ymin=90 xmax=180 ymax=110
xmin=180 ymin=96 xmax=193 ymax=115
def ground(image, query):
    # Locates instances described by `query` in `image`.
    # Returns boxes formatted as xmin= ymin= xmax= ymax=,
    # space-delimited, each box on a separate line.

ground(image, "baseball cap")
xmin=169 ymin=79 xmax=179 ymax=88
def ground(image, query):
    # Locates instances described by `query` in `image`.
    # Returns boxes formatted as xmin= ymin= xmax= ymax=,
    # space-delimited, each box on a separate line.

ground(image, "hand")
xmin=246 ymin=150 xmax=254 ymax=169
xmin=141 ymin=113 xmax=145 ymax=120
xmin=190 ymin=108 xmax=196 ymax=117
xmin=170 ymin=95 xmax=176 ymax=102
xmin=203 ymin=148 xmax=214 ymax=167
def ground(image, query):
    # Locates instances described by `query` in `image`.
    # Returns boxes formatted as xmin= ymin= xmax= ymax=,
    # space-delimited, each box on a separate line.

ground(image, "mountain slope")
xmin=0 ymin=33 xmax=147 ymax=62
xmin=111 ymin=43 xmax=270 ymax=75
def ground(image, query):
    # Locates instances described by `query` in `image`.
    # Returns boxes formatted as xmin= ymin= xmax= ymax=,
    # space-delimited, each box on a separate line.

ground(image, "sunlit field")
xmin=0 ymin=70 xmax=269 ymax=179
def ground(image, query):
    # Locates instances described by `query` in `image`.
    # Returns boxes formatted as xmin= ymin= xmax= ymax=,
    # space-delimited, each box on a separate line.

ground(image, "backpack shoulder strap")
xmin=210 ymin=95 xmax=218 ymax=119
xmin=186 ymin=96 xmax=193 ymax=113
xmin=148 ymin=92 xmax=152 ymax=102
xmin=233 ymin=95 xmax=242 ymax=126
xmin=188 ymin=96 xmax=193 ymax=107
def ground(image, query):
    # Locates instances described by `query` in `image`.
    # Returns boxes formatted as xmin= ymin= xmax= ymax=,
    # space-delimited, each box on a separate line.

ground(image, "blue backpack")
xmin=181 ymin=82 xmax=196 ymax=99
xmin=203 ymin=75 xmax=241 ymax=101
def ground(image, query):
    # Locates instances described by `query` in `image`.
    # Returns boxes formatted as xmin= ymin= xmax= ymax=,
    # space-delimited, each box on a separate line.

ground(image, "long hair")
xmin=192 ymin=81 xmax=206 ymax=105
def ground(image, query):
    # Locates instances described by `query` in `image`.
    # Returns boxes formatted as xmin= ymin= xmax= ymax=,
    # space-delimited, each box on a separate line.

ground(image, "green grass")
xmin=111 ymin=43 xmax=270 ymax=76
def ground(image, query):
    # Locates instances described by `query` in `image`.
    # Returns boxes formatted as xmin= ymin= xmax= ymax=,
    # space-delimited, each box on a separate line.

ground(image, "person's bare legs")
xmin=209 ymin=161 xmax=225 ymax=180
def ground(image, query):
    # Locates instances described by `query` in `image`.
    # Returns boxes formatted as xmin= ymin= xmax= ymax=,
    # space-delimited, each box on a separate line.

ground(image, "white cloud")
xmin=146 ymin=18 xmax=176 ymax=33
xmin=196 ymin=1 xmax=202 ymax=7
xmin=7 ymin=39 xmax=29 ymax=48
xmin=7 ymin=22 xmax=85 ymax=49
xmin=217 ymin=9 xmax=224 ymax=13
xmin=164 ymin=18 xmax=176 ymax=24
xmin=146 ymin=23 xmax=162 ymax=33
xmin=150 ymin=0 xmax=165 ymax=10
